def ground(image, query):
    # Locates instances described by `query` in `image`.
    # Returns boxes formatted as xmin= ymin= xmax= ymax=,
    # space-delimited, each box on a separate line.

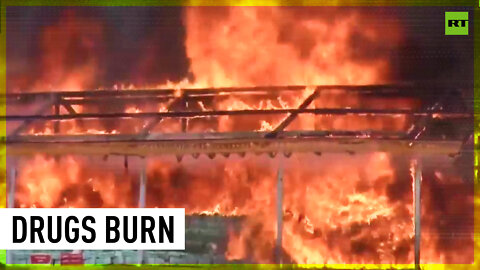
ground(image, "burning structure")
xmin=5 ymin=6 xmax=474 ymax=266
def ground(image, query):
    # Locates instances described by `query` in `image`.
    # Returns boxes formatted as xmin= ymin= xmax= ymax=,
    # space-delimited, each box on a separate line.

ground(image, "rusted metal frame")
xmin=6 ymin=130 xmax=409 ymax=144
xmin=60 ymin=93 xmax=277 ymax=106
xmin=5 ymin=83 xmax=455 ymax=101
xmin=139 ymin=94 xmax=191 ymax=136
xmin=60 ymin=100 xmax=78 ymax=114
xmin=407 ymin=92 xmax=443 ymax=142
xmin=4 ymin=108 xmax=471 ymax=122
xmin=6 ymin=89 xmax=173 ymax=100
xmin=61 ymin=98 xmax=91 ymax=133
xmin=407 ymin=87 xmax=472 ymax=143
xmin=140 ymin=117 xmax=164 ymax=136
xmin=62 ymin=96 xmax=174 ymax=105
xmin=10 ymin=95 xmax=58 ymax=136
xmin=1 ymin=85 xmax=318 ymax=99
xmin=6 ymin=137 xmax=463 ymax=157
xmin=266 ymin=90 xmax=319 ymax=138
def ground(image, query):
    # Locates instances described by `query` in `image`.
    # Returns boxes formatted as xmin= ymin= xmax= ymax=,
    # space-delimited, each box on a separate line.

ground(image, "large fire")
xmin=8 ymin=7 xmax=473 ymax=265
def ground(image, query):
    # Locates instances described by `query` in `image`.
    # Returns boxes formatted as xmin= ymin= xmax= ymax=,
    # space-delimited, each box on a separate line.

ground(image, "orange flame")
xmin=12 ymin=7 xmax=472 ymax=265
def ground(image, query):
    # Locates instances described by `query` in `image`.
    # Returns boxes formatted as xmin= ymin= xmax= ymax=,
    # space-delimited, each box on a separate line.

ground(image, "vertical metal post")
xmin=54 ymin=98 xmax=60 ymax=134
xmin=181 ymin=119 xmax=188 ymax=132
xmin=414 ymin=159 xmax=422 ymax=270
xmin=275 ymin=157 xmax=284 ymax=264
xmin=8 ymin=165 xmax=16 ymax=209
xmin=137 ymin=158 xmax=147 ymax=264
xmin=138 ymin=161 xmax=147 ymax=208
xmin=181 ymin=94 xmax=188 ymax=133
xmin=6 ymin=164 xmax=17 ymax=264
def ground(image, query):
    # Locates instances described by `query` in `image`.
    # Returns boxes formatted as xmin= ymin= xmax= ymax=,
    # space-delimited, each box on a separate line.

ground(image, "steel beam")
xmin=138 ymin=161 xmax=147 ymax=208
xmin=6 ymin=163 xmax=17 ymax=265
xmin=60 ymin=95 xmax=266 ymax=106
xmin=61 ymin=102 xmax=78 ymax=114
xmin=54 ymin=103 xmax=60 ymax=133
xmin=414 ymin=159 xmax=422 ymax=269
xmin=137 ymin=159 xmax=147 ymax=264
xmin=3 ymin=108 xmax=471 ymax=122
xmin=7 ymin=165 xmax=16 ymax=208
xmin=266 ymin=90 xmax=319 ymax=138
xmin=5 ymin=83 xmax=467 ymax=101
xmin=10 ymin=97 xmax=57 ymax=136
xmin=275 ymin=157 xmax=284 ymax=264
xmin=6 ymin=130 xmax=407 ymax=143
xmin=140 ymin=117 xmax=164 ymax=136
xmin=6 ymin=136 xmax=463 ymax=157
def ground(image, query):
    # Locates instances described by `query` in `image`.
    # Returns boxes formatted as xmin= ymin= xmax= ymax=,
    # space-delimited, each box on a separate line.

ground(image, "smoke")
xmin=7 ymin=6 xmax=189 ymax=92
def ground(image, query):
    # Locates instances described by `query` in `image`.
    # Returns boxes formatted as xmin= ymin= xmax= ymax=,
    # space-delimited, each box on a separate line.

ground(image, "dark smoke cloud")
xmin=7 ymin=6 xmax=189 ymax=92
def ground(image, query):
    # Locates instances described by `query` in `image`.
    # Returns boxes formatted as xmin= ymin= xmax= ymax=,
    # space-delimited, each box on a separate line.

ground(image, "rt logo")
xmin=445 ymin=12 xmax=469 ymax=35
